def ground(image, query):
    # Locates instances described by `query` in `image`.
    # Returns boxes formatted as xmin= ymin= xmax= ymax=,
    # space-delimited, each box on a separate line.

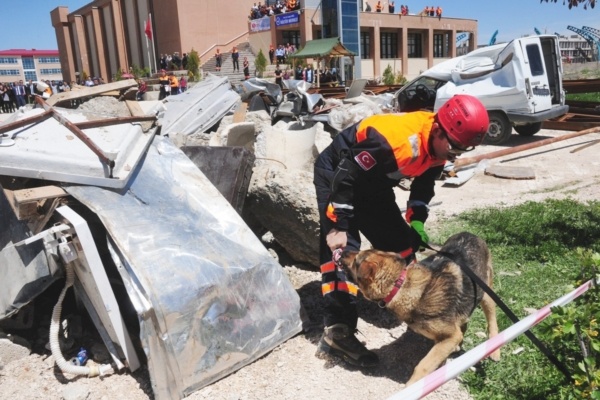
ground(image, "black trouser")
xmin=314 ymin=146 xmax=413 ymax=329
xmin=232 ymin=58 xmax=239 ymax=71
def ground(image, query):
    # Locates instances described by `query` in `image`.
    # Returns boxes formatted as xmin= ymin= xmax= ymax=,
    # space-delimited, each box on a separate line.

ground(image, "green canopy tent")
xmin=288 ymin=37 xmax=356 ymax=88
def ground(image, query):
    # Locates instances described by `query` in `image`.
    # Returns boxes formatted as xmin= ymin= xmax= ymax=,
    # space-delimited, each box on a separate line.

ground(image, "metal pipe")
xmin=454 ymin=126 xmax=600 ymax=169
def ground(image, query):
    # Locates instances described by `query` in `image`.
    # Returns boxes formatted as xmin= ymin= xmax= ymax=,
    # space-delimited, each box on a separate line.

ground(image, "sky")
xmin=0 ymin=0 xmax=598 ymax=50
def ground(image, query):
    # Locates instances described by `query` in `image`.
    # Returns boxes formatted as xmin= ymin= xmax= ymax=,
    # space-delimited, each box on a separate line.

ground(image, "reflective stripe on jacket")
xmin=325 ymin=112 xmax=445 ymax=230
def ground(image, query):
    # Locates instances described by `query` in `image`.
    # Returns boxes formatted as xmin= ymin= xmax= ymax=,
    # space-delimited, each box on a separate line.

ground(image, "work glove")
xmin=410 ymin=220 xmax=429 ymax=251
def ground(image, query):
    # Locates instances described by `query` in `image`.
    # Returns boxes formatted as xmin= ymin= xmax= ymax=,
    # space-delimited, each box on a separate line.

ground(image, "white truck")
xmin=394 ymin=35 xmax=569 ymax=144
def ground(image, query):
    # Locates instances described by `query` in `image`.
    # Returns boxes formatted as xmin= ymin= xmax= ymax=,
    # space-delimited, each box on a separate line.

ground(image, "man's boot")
xmin=316 ymin=323 xmax=379 ymax=367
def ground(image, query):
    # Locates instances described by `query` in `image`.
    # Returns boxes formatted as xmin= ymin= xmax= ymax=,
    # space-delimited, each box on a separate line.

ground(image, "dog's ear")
xmin=356 ymin=260 xmax=377 ymax=286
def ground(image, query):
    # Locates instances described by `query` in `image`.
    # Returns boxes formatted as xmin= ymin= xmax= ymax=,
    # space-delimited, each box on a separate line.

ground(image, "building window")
xmin=361 ymin=31 xmax=370 ymax=59
xmin=22 ymin=57 xmax=35 ymax=69
xmin=24 ymin=71 xmax=38 ymax=82
xmin=40 ymin=68 xmax=62 ymax=75
xmin=380 ymin=32 xmax=398 ymax=58
xmin=0 ymin=69 xmax=20 ymax=76
xmin=433 ymin=34 xmax=445 ymax=58
xmin=0 ymin=57 xmax=18 ymax=64
xmin=38 ymin=57 xmax=60 ymax=64
xmin=282 ymin=30 xmax=301 ymax=49
xmin=408 ymin=33 xmax=422 ymax=58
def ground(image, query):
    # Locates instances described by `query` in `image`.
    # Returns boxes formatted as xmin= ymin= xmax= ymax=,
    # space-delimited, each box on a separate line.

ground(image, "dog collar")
xmin=378 ymin=262 xmax=413 ymax=308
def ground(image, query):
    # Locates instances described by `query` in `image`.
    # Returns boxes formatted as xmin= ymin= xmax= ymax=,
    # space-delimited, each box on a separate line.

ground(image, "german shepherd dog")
xmin=339 ymin=231 xmax=501 ymax=385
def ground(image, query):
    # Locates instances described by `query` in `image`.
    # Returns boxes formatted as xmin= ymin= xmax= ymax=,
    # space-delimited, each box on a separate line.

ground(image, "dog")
xmin=339 ymin=231 xmax=501 ymax=385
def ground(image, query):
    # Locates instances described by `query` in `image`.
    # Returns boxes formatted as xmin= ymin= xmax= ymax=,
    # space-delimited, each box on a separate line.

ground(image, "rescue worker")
xmin=313 ymin=95 xmax=489 ymax=367
xmin=168 ymin=72 xmax=179 ymax=95
xmin=158 ymin=69 xmax=170 ymax=100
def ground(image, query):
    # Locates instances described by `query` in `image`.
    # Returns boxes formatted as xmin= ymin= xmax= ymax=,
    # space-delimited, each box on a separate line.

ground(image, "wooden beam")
xmin=46 ymin=79 xmax=138 ymax=107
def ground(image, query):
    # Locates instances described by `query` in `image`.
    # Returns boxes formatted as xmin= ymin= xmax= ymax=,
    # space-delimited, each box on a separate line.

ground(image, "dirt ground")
xmin=2 ymin=125 xmax=600 ymax=400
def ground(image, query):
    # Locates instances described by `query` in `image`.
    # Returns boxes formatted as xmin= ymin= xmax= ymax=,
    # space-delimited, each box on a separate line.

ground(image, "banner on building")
xmin=275 ymin=11 xmax=299 ymax=27
xmin=250 ymin=18 xmax=271 ymax=32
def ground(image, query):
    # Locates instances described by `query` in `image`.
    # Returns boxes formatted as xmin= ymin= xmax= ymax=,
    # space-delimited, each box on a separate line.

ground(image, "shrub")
xmin=186 ymin=49 xmax=201 ymax=81
xmin=255 ymin=49 xmax=267 ymax=78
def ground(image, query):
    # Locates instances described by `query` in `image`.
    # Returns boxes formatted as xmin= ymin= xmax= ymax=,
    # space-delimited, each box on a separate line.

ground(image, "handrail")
xmin=199 ymin=31 xmax=250 ymax=60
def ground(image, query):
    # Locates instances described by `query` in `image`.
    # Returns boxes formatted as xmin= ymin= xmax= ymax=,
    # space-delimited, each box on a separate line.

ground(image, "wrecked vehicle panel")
xmin=0 ymin=107 xmax=155 ymax=189
xmin=160 ymin=75 xmax=240 ymax=136
xmin=63 ymin=137 xmax=303 ymax=399
xmin=394 ymin=35 xmax=569 ymax=144
xmin=0 ymin=90 xmax=303 ymax=400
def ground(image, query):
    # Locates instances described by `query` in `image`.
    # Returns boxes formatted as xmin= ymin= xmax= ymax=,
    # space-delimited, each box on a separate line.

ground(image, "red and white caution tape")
xmin=387 ymin=278 xmax=597 ymax=400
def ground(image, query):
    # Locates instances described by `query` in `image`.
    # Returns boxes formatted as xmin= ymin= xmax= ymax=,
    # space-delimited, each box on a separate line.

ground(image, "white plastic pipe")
xmin=49 ymin=261 xmax=114 ymax=377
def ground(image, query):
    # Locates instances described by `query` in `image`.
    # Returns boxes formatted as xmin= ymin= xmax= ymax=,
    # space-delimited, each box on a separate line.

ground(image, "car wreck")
xmin=394 ymin=35 xmax=569 ymax=144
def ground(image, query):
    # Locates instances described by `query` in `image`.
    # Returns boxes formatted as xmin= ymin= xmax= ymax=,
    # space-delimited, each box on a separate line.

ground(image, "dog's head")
xmin=339 ymin=249 xmax=409 ymax=301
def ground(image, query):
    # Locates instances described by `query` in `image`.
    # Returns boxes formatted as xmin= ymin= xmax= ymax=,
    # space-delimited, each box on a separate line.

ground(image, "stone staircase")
xmin=201 ymin=42 xmax=258 ymax=86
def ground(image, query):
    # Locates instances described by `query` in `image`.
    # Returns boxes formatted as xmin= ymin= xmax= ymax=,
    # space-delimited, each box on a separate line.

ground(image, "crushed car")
xmin=394 ymin=35 xmax=569 ymax=144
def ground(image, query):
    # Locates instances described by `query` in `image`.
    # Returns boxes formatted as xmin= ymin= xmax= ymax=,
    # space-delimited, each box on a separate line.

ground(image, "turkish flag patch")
xmin=354 ymin=151 xmax=377 ymax=171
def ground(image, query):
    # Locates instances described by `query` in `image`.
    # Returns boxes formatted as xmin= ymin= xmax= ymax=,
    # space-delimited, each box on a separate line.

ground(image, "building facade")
xmin=248 ymin=1 xmax=479 ymax=81
xmin=52 ymin=0 xmax=478 ymax=83
xmin=51 ymin=0 xmax=257 ymax=83
xmin=0 ymin=49 xmax=63 ymax=84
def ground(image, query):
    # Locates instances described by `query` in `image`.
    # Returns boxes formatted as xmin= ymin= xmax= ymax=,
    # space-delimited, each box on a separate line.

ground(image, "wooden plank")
xmin=125 ymin=100 xmax=155 ymax=132
xmin=4 ymin=186 xmax=68 ymax=221
xmin=232 ymin=102 xmax=248 ymax=123
xmin=46 ymin=79 xmax=138 ymax=107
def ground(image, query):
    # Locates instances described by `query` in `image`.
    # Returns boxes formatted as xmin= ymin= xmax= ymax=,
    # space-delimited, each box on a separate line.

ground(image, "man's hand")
xmin=326 ymin=228 xmax=347 ymax=252
xmin=410 ymin=220 xmax=429 ymax=250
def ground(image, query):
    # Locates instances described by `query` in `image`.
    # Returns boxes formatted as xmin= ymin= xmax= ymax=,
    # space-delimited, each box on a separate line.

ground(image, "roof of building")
xmin=289 ymin=37 xmax=356 ymax=59
xmin=0 ymin=49 xmax=59 ymax=57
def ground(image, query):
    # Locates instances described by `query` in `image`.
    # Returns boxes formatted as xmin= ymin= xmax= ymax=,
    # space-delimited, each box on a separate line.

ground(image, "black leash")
xmin=421 ymin=242 xmax=572 ymax=381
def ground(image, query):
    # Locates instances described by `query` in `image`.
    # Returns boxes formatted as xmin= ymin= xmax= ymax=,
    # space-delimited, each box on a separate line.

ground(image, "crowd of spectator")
xmin=273 ymin=63 xmax=340 ymax=89
xmin=364 ymin=2 xmax=409 ymax=14
xmin=270 ymin=43 xmax=297 ymax=65
xmin=0 ymin=79 xmax=83 ymax=112
xmin=159 ymin=52 xmax=189 ymax=71
xmin=422 ymin=6 xmax=442 ymax=18
xmin=249 ymin=0 xmax=301 ymax=20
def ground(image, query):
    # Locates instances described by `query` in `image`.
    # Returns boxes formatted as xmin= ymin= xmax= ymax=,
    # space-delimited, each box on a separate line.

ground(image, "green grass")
xmin=433 ymin=198 xmax=600 ymax=399
xmin=566 ymin=92 xmax=600 ymax=102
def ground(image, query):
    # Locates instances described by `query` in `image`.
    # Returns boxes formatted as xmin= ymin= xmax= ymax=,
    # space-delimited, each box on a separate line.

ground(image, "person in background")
xmin=182 ymin=53 xmax=188 ymax=70
xmin=275 ymin=64 xmax=283 ymax=88
xmin=388 ymin=1 xmax=395 ymax=13
xmin=243 ymin=57 xmax=251 ymax=80
xmin=269 ymin=44 xmax=275 ymax=65
xmin=158 ymin=69 xmax=170 ymax=100
xmin=179 ymin=76 xmax=187 ymax=93
xmin=365 ymin=1 xmax=372 ymax=11
xmin=375 ymin=0 xmax=383 ymax=12
xmin=436 ymin=6 xmax=442 ymax=19
xmin=168 ymin=72 xmax=179 ymax=95
xmin=26 ymin=80 xmax=37 ymax=104
xmin=231 ymin=47 xmax=240 ymax=72
xmin=313 ymin=95 xmax=490 ymax=368
xmin=13 ymin=80 xmax=27 ymax=108
xmin=215 ymin=48 xmax=222 ymax=73
xmin=136 ymin=79 xmax=147 ymax=101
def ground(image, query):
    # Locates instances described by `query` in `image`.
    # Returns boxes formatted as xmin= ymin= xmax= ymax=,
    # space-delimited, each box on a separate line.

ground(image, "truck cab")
xmin=394 ymin=35 xmax=569 ymax=144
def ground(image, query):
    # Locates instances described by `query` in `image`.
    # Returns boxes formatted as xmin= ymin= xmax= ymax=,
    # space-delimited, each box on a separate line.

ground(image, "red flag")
xmin=145 ymin=19 xmax=152 ymax=41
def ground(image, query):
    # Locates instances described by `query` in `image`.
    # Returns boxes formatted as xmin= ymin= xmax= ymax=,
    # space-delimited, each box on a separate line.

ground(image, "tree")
xmin=382 ymin=64 xmax=395 ymax=85
xmin=186 ymin=49 xmax=201 ymax=82
xmin=254 ymin=49 xmax=267 ymax=78
xmin=541 ymin=0 xmax=596 ymax=10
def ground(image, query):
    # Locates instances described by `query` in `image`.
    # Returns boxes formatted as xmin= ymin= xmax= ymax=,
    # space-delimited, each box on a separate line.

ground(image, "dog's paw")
xmin=489 ymin=349 xmax=501 ymax=361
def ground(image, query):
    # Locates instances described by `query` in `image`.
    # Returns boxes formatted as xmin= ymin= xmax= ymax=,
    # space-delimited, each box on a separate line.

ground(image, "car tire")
xmin=483 ymin=111 xmax=512 ymax=145
xmin=514 ymin=122 xmax=542 ymax=136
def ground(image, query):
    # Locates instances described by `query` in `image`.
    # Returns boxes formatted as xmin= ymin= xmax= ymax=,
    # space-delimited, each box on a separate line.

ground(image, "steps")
xmin=201 ymin=42 xmax=263 ymax=86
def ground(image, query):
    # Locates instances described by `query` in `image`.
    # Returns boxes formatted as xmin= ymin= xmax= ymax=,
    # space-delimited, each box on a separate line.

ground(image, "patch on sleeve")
xmin=354 ymin=151 xmax=377 ymax=171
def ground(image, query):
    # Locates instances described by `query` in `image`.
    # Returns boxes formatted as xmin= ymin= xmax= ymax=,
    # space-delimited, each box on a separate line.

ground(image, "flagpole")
xmin=145 ymin=20 xmax=153 ymax=75
xmin=149 ymin=13 xmax=157 ymax=74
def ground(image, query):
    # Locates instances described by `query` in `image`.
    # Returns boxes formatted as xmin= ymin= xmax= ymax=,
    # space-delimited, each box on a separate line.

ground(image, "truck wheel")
xmin=483 ymin=111 xmax=512 ymax=145
xmin=514 ymin=122 xmax=542 ymax=136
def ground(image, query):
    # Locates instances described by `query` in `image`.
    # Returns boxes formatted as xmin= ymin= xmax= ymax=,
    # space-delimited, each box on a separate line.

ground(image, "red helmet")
xmin=437 ymin=95 xmax=489 ymax=147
